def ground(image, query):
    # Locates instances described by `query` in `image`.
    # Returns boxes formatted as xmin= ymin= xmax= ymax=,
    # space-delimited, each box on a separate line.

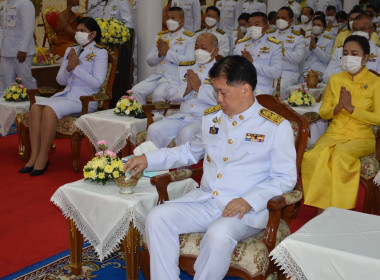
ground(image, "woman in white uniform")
xmin=19 ymin=17 xmax=108 ymax=176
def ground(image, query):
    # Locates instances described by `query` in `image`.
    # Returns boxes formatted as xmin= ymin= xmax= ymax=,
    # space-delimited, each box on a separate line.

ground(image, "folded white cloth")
xmin=133 ymin=141 xmax=158 ymax=156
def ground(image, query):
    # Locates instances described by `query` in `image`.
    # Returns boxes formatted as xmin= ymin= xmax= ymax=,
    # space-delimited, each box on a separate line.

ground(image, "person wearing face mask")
xmin=233 ymin=12 xmax=283 ymax=95
xmin=325 ymin=5 xmax=339 ymax=36
xmin=303 ymin=16 xmax=334 ymax=76
xmin=169 ymin=0 xmax=201 ymax=33
xmin=145 ymin=32 xmax=219 ymax=148
xmin=241 ymin=0 xmax=266 ymax=14
xmin=323 ymin=15 xmax=380 ymax=83
xmin=18 ymin=17 xmax=108 ymax=176
xmin=53 ymin=0 xmax=82 ymax=57
xmin=273 ymin=6 xmax=306 ymax=100
xmin=214 ymin=0 xmax=242 ymax=38
xmin=195 ymin=6 xmax=230 ymax=57
xmin=232 ymin=13 xmax=250 ymax=47
xmin=336 ymin=10 xmax=349 ymax=33
xmin=0 ymin=0 xmax=37 ymax=98
xmin=132 ymin=7 xmax=195 ymax=105
xmin=267 ymin=11 xmax=277 ymax=31
xmin=285 ymin=0 xmax=301 ymax=22
xmin=302 ymin=35 xmax=380 ymax=213
xmin=295 ymin=7 xmax=314 ymax=37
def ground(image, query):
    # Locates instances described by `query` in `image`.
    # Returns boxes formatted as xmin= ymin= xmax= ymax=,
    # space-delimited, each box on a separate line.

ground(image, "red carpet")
xmin=0 ymin=133 xmax=369 ymax=278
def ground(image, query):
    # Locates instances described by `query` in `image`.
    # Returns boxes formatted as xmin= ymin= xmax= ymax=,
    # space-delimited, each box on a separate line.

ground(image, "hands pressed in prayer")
xmin=157 ymin=38 xmax=170 ymax=57
xmin=309 ymin=36 xmax=317 ymax=51
xmin=334 ymin=86 xmax=354 ymax=115
xmin=66 ymin=48 xmax=80 ymax=72
xmin=184 ymin=69 xmax=201 ymax=96
xmin=222 ymin=197 xmax=252 ymax=219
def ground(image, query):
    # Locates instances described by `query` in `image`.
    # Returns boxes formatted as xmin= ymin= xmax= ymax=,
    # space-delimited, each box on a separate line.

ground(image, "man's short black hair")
xmin=326 ymin=5 xmax=336 ymax=13
xmin=268 ymin=11 xmax=277 ymax=22
xmin=279 ymin=6 xmax=294 ymax=19
xmin=249 ymin=12 xmax=268 ymax=24
xmin=206 ymin=6 xmax=220 ymax=17
xmin=209 ymin=56 xmax=257 ymax=91
xmin=238 ymin=12 xmax=250 ymax=22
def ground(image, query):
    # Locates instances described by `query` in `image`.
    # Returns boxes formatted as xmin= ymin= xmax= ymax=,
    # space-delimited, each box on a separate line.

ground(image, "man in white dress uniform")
xmin=125 ymin=55 xmax=296 ymax=280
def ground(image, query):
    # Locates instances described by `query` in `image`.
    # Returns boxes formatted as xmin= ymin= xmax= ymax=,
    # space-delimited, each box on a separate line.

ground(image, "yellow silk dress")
xmin=302 ymin=67 xmax=380 ymax=209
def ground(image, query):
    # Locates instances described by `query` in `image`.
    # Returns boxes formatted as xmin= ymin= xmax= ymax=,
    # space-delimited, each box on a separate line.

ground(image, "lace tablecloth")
xmin=270 ymin=207 xmax=380 ymax=280
xmin=51 ymin=177 xmax=198 ymax=260
xmin=0 ymin=96 xmax=47 ymax=136
xmin=75 ymin=109 xmax=164 ymax=153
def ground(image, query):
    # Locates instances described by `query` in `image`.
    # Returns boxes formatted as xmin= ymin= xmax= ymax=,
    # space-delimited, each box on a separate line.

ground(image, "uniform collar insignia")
xmin=209 ymin=125 xmax=219 ymax=134
xmin=287 ymin=35 xmax=295 ymax=39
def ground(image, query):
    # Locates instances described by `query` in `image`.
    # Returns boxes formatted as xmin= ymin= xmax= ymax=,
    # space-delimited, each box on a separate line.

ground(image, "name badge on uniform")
xmin=209 ymin=125 xmax=219 ymax=134
xmin=245 ymin=133 xmax=265 ymax=142
xmin=85 ymin=53 xmax=96 ymax=62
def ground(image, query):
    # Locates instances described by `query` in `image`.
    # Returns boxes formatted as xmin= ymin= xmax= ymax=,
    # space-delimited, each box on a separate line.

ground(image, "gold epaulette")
xmin=323 ymin=34 xmax=333 ymax=40
xmin=95 ymin=43 xmax=104 ymax=49
xmin=216 ymin=28 xmax=225 ymax=35
xmin=259 ymin=108 xmax=284 ymax=125
xmin=204 ymin=105 xmax=221 ymax=115
xmin=183 ymin=30 xmax=195 ymax=37
xmin=237 ymin=36 xmax=251 ymax=44
xmin=195 ymin=28 xmax=205 ymax=33
xmin=268 ymin=36 xmax=280 ymax=44
xmin=291 ymin=30 xmax=302 ymax=36
xmin=158 ymin=30 xmax=169 ymax=35
xmin=305 ymin=35 xmax=311 ymax=39
xmin=266 ymin=29 xmax=275 ymax=34
xmin=179 ymin=61 xmax=195 ymax=66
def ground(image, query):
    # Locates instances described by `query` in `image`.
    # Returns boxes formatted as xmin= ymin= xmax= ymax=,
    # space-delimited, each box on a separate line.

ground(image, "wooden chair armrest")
xmin=142 ymin=102 xmax=181 ymax=130
xmin=26 ymin=89 xmax=40 ymax=105
xmin=80 ymin=94 xmax=110 ymax=115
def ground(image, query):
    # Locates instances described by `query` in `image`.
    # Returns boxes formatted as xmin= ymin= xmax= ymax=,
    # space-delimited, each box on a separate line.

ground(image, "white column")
xmin=267 ymin=0 xmax=285 ymax=14
xmin=136 ymin=0 xmax=161 ymax=82
xmin=343 ymin=0 xmax=356 ymax=13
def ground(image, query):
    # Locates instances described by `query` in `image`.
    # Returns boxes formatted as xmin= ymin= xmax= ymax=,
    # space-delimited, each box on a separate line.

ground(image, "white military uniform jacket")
xmin=146 ymin=100 xmax=297 ymax=229
xmin=195 ymin=27 xmax=230 ymax=57
xmin=274 ymin=28 xmax=305 ymax=74
xmin=145 ymin=28 xmax=195 ymax=83
xmin=241 ymin=0 xmax=266 ymax=14
xmin=215 ymin=0 xmax=242 ymax=36
xmin=233 ymin=33 xmax=283 ymax=95
xmin=305 ymin=0 xmax=336 ymax=12
xmin=294 ymin=21 xmax=312 ymax=37
xmin=0 ymin=0 xmax=35 ymax=57
xmin=164 ymin=59 xmax=218 ymax=120
xmin=304 ymin=33 xmax=334 ymax=73
xmin=172 ymin=0 xmax=201 ymax=33
xmin=54 ymin=42 xmax=108 ymax=102
xmin=323 ymin=40 xmax=380 ymax=83
xmin=87 ymin=0 xmax=134 ymax=29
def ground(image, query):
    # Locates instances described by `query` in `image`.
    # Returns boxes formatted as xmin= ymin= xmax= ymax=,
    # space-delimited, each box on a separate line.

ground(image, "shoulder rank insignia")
xmin=323 ymin=34 xmax=333 ymax=40
xmin=268 ymin=36 xmax=280 ymax=44
xmin=259 ymin=108 xmax=284 ymax=125
xmin=179 ymin=61 xmax=195 ymax=66
xmin=216 ymin=28 xmax=225 ymax=35
xmin=95 ymin=43 xmax=104 ymax=49
xmin=291 ymin=30 xmax=301 ymax=36
xmin=266 ymin=29 xmax=275 ymax=34
xmin=237 ymin=36 xmax=251 ymax=44
xmin=183 ymin=30 xmax=195 ymax=37
xmin=204 ymin=104 xmax=221 ymax=115
xmin=305 ymin=35 xmax=311 ymax=39
xmin=195 ymin=28 xmax=205 ymax=33
xmin=158 ymin=30 xmax=169 ymax=35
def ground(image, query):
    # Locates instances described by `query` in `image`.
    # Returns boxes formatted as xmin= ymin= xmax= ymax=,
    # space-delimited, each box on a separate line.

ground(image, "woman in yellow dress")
xmin=302 ymin=35 xmax=380 ymax=211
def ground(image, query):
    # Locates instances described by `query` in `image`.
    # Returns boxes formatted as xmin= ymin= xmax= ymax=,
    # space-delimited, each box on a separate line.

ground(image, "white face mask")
xmin=301 ymin=15 xmax=309 ymax=24
xmin=352 ymin=31 xmax=370 ymax=40
xmin=276 ymin=19 xmax=289 ymax=30
xmin=71 ymin=5 xmax=80 ymax=13
xmin=338 ymin=22 xmax=346 ymax=29
xmin=239 ymin=26 xmax=247 ymax=34
xmin=326 ymin=16 xmax=335 ymax=23
xmin=205 ymin=17 xmax=217 ymax=27
xmin=195 ymin=48 xmax=213 ymax=64
xmin=166 ymin=19 xmax=180 ymax=32
xmin=312 ymin=26 xmax=323 ymax=35
xmin=247 ymin=26 xmax=263 ymax=40
xmin=349 ymin=20 xmax=354 ymax=30
xmin=75 ymin=31 xmax=92 ymax=46
xmin=341 ymin=55 xmax=363 ymax=74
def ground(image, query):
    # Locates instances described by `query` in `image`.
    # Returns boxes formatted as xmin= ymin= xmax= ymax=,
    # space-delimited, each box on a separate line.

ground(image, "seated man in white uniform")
xmin=146 ymin=33 xmax=219 ymax=148
xmin=325 ymin=5 xmax=339 ymax=36
xmin=132 ymin=7 xmax=195 ymax=105
xmin=125 ymin=55 xmax=297 ymax=280
xmin=234 ymin=12 xmax=283 ymax=95
xmin=171 ymin=0 xmax=201 ymax=32
xmin=274 ymin=6 xmax=306 ymax=99
xmin=294 ymin=7 xmax=314 ymax=37
xmin=323 ymin=15 xmax=380 ymax=83
xmin=195 ymin=6 xmax=230 ymax=57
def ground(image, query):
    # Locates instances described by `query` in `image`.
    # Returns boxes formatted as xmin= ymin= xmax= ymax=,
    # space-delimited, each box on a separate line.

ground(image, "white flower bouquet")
xmin=288 ymin=83 xmax=316 ymax=107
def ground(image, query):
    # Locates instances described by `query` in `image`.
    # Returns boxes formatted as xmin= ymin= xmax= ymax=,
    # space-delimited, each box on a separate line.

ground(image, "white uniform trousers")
xmin=280 ymin=71 xmax=300 ymax=100
xmin=132 ymin=77 xmax=169 ymax=105
xmin=145 ymin=199 xmax=261 ymax=280
xmin=146 ymin=116 xmax=202 ymax=148
xmin=0 ymin=55 xmax=37 ymax=97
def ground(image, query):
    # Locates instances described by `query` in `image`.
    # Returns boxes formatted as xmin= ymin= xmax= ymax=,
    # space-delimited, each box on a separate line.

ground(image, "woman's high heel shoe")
xmin=30 ymin=161 xmax=49 ymax=176
xmin=19 ymin=165 xmax=34 ymax=173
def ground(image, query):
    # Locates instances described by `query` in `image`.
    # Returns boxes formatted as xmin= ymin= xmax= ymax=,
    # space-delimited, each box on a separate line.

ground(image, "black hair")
xmin=169 ymin=6 xmax=185 ymax=17
xmin=206 ymin=6 xmax=220 ymax=17
xmin=279 ymin=6 xmax=294 ymax=19
xmin=313 ymin=16 xmax=327 ymax=28
xmin=314 ymin=11 xmax=325 ymax=19
xmin=349 ymin=6 xmax=365 ymax=17
xmin=303 ymin=6 xmax=315 ymax=16
xmin=238 ymin=12 xmax=250 ymax=22
xmin=326 ymin=5 xmax=336 ymax=13
xmin=343 ymin=35 xmax=370 ymax=55
xmin=77 ymin=17 xmax=102 ymax=43
xmin=268 ymin=11 xmax=277 ymax=22
xmin=249 ymin=12 xmax=268 ymax=24
xmin=336 ymin=11 xmax=348 ymax=21
xmin=209 ymin=55 xmax=257 ymax=91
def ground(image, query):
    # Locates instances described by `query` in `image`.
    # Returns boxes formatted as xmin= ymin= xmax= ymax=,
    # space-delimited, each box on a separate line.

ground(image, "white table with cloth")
xmin=50 ymin=176 xmax=198 ymax=280
xmin=75 ymin=109 xmax=164 ymax=154
xmin=270 ymin=207 xmax=380 ymax=280
xmin=0 ymin=96 xmax=46 ymax=136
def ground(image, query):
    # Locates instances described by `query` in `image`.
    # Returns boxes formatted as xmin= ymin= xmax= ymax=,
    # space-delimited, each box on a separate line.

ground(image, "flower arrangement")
xmin=33 ymin=47 xmax=55 ymax=65
xmin=287 ymin=83 xmax=316 ymax=107
xmin=96 ymin=18 xmax=131 ymax=49
xmin=83 ymin=140 xmax=125 ymax=185
xmin=114 ymin=90 xmax=143 ymax=116
xmin=3 ymin=78 xmax=29 ymax=102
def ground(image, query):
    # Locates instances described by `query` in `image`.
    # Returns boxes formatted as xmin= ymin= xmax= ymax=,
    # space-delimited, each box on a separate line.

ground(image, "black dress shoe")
xmin=19 ymin=166 xmax=34 ymax=173
xmin=30 ymin=161 xmax=49 ymax=176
